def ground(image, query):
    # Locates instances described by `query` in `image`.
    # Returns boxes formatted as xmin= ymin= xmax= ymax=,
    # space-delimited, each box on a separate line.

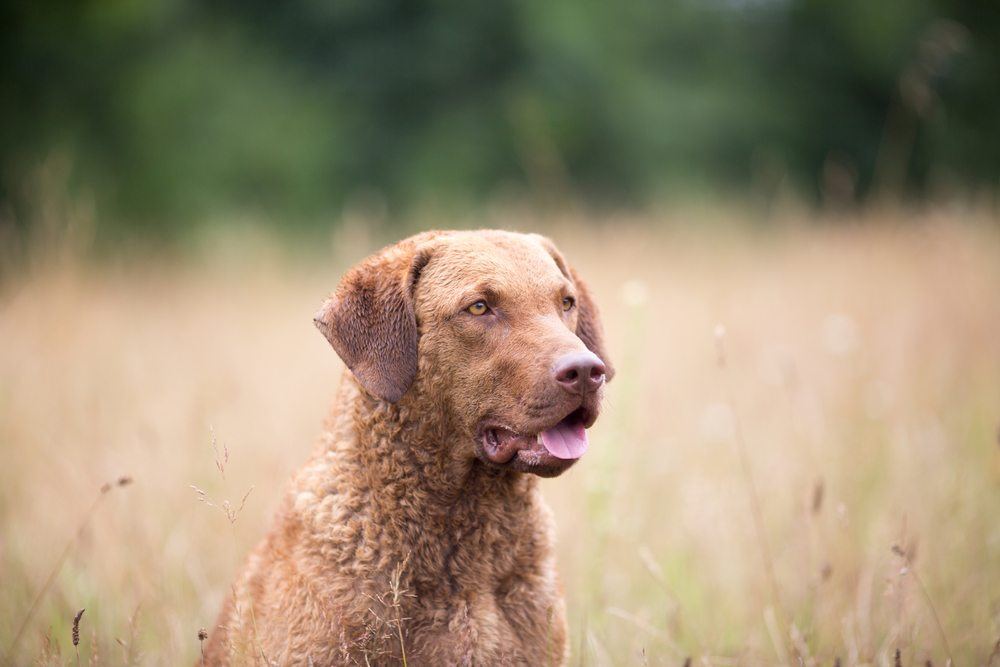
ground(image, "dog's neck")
xmin=315 ymin=376 xmax=542 ymax=597
xmin=365 ymin=377 xmax=531 ymax=493
xmin=326 ymin=375 xmax=538 ymax=529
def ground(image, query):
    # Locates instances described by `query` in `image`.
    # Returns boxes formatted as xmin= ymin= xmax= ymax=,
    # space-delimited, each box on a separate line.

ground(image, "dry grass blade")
xmin=388 ymin=560 xmax=411 ymax=667
xmin=88 ymin=628 xmax=99 ymax=667
xmin=3 ymin=477 xmax=131 ymax=665
xmin=714 ymin=325 xmax=789 ymax=663
xmin=210 ymin=426 xmax=229 ymax=480
xmin=606 ymin=607 xmax=684 ymax=658
xmin=891 ymin=545 xmax=954 ymax=664
xmin=190 ymin=484 xmax=254 ymax=525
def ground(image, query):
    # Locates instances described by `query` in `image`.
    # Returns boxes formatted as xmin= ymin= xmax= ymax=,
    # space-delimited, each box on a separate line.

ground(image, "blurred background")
xmin=2 ymin=0 xmax=1000 ymax=244
xmin=1 ymin=1 xmax=999 ymax=666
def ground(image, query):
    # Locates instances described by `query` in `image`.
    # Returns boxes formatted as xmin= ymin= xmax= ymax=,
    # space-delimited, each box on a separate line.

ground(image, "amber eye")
xmin=561 ymin=296 xmax=575 ymax=311
xmin=467 ymin=301 xmax=489 ymax=316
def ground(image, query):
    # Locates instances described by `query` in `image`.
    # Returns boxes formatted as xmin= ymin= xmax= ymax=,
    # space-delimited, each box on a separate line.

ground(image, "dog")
xmin=204 ymin=230 xmax=612 ymax=665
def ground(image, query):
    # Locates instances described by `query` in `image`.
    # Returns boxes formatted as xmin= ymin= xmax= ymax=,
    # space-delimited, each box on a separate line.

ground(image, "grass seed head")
xmin=72 ymin=608 xmax=85 ymax=647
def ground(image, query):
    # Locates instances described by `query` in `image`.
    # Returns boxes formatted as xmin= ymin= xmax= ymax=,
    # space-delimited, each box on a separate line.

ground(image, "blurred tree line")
xmin=2 ymin=0 xmax=998 ymax=238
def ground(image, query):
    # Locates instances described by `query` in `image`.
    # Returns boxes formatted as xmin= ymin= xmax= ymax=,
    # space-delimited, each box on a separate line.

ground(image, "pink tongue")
xmin=540 ymin=421 xmax=589 ymax=460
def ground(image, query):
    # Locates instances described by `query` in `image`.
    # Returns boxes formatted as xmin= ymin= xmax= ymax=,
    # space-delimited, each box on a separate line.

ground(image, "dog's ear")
xmin=533 ymin=235 xmax=615 ymax=381
xmin=314 ymin=240 xmax=432 ymax=403
xmin=566 ymin=267 xmax=614 ymax=381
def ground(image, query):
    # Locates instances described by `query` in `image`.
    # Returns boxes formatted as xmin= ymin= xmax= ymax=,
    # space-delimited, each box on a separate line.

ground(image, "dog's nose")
xmin=553 ymin=351 xmax=607 ymax=394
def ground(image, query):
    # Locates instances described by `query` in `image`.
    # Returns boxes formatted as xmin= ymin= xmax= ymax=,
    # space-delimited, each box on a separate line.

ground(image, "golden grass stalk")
xmin=388 ymin=560 xmax=410 ymax=667
xmin=2 ymin=476 xmax=132 ymax=665
xmin=714 ymin=325 xmax=790 ymax=663
xmin=892 ymin=545 xmax=954 ymax=665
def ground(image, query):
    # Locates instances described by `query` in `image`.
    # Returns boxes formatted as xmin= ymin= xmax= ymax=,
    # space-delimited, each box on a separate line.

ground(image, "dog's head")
xmin=315 ymin=230 xmax=612 ymax=477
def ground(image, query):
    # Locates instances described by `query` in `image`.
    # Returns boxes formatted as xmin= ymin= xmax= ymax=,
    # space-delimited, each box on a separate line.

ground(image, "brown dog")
xmin=204 ymin=230 xmax=612 ymax=665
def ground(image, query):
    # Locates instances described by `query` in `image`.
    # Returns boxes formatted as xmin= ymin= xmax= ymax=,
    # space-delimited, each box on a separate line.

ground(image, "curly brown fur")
xmin=204 ymin=230 xmax=611 ymax=665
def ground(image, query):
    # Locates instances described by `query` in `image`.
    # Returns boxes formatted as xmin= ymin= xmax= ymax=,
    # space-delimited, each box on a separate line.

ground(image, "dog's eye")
xmin=561 ymin=296 xmax=575 ymax=312
xmin=467 ymin=301 xmax=489 ymax=316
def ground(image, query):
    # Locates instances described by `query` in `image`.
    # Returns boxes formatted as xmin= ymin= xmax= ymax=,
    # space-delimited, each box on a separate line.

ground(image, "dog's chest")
xmin=406 ymin=581 xmax=558 ymax=665
xmin=371 ymin=524 xmax=558 ymax=664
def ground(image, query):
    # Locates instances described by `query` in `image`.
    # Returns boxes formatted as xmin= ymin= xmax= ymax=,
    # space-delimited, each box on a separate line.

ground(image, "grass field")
xmin=1 ymin=211 xmax=998 ymax=665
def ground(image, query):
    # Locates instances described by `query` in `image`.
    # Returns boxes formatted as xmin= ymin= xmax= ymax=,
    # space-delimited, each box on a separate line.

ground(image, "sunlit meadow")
xmin=1 ymin=210 xmax=998 ymax=665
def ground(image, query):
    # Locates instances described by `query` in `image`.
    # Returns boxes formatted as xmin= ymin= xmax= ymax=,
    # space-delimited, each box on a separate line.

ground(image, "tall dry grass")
xmin=0 ymin=210 xmax=998 ymax=665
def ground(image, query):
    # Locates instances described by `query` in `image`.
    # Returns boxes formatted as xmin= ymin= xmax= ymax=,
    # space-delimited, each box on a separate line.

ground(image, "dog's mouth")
xmin=478 ymin=406 xmax=595 ymax=477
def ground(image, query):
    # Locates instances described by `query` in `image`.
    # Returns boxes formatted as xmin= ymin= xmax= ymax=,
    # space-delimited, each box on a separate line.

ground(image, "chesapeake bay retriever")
xmin=204 ymin=230 xmax=612 ymax=665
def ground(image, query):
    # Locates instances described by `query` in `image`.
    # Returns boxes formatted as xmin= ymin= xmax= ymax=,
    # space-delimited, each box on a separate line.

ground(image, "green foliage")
xmin=1 ymin=0 xmax=998 ymax=237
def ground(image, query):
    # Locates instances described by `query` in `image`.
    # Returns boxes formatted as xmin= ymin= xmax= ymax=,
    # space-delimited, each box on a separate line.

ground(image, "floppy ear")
xmin=567 ymin=266 xmax=615 ymax=381
xmin=533 ymin=235 xmax=615 ymax=381
xmin=314 ymin=241 xmax=431 ymax=403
